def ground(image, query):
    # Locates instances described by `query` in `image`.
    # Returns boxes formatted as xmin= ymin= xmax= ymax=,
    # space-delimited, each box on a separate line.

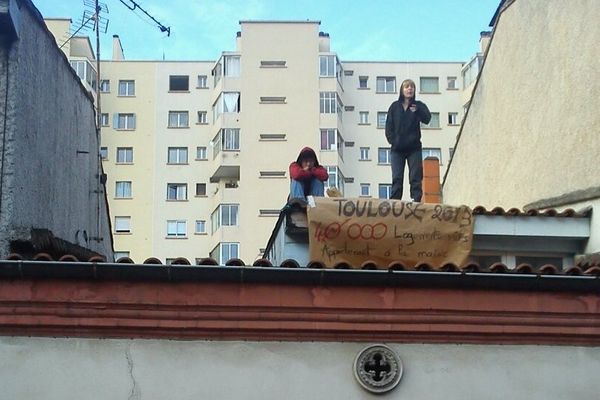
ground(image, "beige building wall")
xmin=3 ymin=337 xmax=600 ymax=400
xmin=98 ymin=22 xmax=463 ymax=264
xmin=443 ymin=0 xmax=600 ymax=253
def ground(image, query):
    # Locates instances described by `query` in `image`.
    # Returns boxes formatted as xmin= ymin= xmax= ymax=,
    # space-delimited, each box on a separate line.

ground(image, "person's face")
xmin=402 ymin=83 xmax=415 ymax=99
xmin=301 ymin=158 xmax=315 ymax=169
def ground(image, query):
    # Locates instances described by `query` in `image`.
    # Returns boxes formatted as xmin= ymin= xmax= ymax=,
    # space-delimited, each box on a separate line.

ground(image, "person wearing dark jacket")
xmin=289 ymin=147 xmax=329 ymax=203
xmin=385 ymin=78 xmax=431 ymax=201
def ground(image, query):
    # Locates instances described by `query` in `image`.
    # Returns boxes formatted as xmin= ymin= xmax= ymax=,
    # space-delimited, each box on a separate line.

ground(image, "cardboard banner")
xmin=307 ymin=197 xmax=474 ymax=269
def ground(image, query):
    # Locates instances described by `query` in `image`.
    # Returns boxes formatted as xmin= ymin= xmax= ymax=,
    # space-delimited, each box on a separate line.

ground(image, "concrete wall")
xmin=0 ymin=1 xmax=112 ymax=257
xmin=444 ymin=0 xmax=600 ymax=210
xmin=0 ymin=336 xmax=598 ymax=400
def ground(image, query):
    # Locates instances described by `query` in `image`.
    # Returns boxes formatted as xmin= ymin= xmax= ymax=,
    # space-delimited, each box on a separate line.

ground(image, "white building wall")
xmin=1 ymin=337 xmax=598 ymax=400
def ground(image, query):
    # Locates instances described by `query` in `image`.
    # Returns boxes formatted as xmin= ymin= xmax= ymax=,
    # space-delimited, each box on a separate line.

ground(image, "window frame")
xmin=166 ymin=183 xmax=188 ymax=201
xmin=118 ymin=80 xmax=135 ymax=96
xmin=114 ymin=216 xmax=131 ymax=233
xmin=115 ymin=181 xmax=132 ymax=198
xmin=376 ymin=76 xmax=396 ymax=93
xmin=378 ymin=147 xmax=391 ymax=164
xmin=378 ymin=184 xmax=392 ymax=199
xmin=168 ymin=111 xmax=190 ymax=128
xmin=419 ymin=76 xmax=440 ymax=94
xmin=166 ymin=220 xmax=187 ymax=237
xmin=116 ymin=147 xmax=133 ymax=164
xmin=169 ymin=75 xmax=190 ymax=91
xmin=167 ymin=147 xmax=188 ymax=164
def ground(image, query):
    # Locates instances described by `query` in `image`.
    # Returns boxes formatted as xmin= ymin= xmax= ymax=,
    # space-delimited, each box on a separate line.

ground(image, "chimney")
xmin=422 ymin=157 xmax=442 ymax=203
xmin=112 ymin=35 xmax=124 ymax=60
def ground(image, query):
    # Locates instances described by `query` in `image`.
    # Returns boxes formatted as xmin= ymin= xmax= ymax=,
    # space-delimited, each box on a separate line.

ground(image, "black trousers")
xmin=390 ymin=149 xmax=423 ymax=201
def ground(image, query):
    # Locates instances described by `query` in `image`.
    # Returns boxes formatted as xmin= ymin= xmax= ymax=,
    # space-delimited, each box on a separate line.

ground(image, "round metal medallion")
xmin=353 ymin=344 xmax=403 ymax=394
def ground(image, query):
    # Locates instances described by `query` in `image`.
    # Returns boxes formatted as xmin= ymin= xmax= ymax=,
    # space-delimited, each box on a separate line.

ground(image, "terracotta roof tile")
xmin=4 ymin=252 xmax=600 ymax=277
xmin=472 ymin=206 xmax=589 ymax=217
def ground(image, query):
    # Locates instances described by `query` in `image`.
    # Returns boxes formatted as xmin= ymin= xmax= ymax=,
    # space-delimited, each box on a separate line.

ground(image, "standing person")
xmin=288 ymin=147 xmax=329 ymax=205
xmin=385 ymin=79 xmax=431 ymax=201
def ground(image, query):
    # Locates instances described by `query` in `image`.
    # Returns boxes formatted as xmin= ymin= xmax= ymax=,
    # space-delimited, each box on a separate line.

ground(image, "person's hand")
xmin=303 ymin=165 xmax=311 ymax=171
xmin=409 ymin=104 xmax=417 ymax=112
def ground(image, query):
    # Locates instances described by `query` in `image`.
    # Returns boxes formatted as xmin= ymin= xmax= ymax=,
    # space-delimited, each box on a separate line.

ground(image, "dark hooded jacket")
xmin=385 ymin=93 xmax=431 ymax=153
xmin=289 ymin=147 xmax=329 ymax=182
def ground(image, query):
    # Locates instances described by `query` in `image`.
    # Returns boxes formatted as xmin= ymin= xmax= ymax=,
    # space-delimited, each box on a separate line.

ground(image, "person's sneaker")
xmin=288 ymin=197 xmax=308 ymax=208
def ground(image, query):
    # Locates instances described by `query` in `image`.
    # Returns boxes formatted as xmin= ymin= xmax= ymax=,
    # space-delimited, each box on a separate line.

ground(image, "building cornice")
xmin=1 ymin=262 xmax=599 ymax=345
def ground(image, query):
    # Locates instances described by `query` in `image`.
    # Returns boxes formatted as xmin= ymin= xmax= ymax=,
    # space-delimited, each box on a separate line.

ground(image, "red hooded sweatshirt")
xmin=289 ymin=147 xmax=329 ymax=182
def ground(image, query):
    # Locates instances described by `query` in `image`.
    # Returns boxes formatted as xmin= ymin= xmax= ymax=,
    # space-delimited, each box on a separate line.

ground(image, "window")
xmin=114 ymin=251 xmax=129 ymax=261
xmin=422 ymin=112 xmax=440 ymax=128
xmin=168 ymin=111 xmax=189 ymax=128
xmin=319 ymin=55 xmax=336 ymax=77
xmin=210 ymin=242 xmax=239 ymax=265
xmin=449 ymin=148 xmax=455 ymax=160
xmin=359 ymin=111 xmax=369 ymax=124
xmin=319 ymin=92 xmax=337 ymax=114
xmin=378 ymin=148 xmax=391 ymax=164
xmin=169 ymin=75 xmax=189 ymax=91
xmin=166 ymin=183 xmax=187 ymax=201
xmin=360 ymin=183 xmax=370 ymax=197
xmin=260 ymin=60 xmax=286 ymax=68
xmin=359 ymin=147 xmax=370 ymax=160
xmin=448 ymin=112 xmax=459 ymax=125
xmin=213 ymin=128 xmax=241 ymax=155
xmin=259 ymin=209 xmax=280 ymax=216
xmin=378 ymin=184 xmax=392 ymax=199
xmin=115 ymin=113 xmax=136 ymax=130
xmin=213 ymin=92 xmax=241 ymax=120
xmin=377 ymin=112 xmax=387 ymax=128
xmin=197 ymin=111 xmax=208 ymax=124
xmin=115 ymin=181 xmax=132 ymax=198
xmin=118 ymin=80 xmax=135 ymax=96
xmin=100 ymin=147 xmax=108 ymax=160
xmin=223 ymin=55 xmax=241 ymax=77
xmin=116 ymin=147 xmax=133 ymax=163
xmin=100 ymin=113 xmax=109 ymax=126
xmin=99 ymin=80 xmax=110 ymax=92
xmin=324 ymin=166 xmax=344 ymax=194
xmin=376 ymin=77 xmax=396 ymax=93
xmin=320 ymin=129 xmax=337 ymax=151
xmin=447 ymin=76 xmax=457 ymax=90
xmin=167 ymin=147 xmax=188 ymax=164
xmin=260 ymin=96 xmax=286 ymax=104
xmin=196 ymin=146 xmax=207 ymax=160
xmin=359 ymin=76 xmax=368 ymax=89
xmin=70 ymin=60 xmax=97 ymax=90
xmin=195 ymin=220 xmax=206 ymax=234
xmin=196 ymin=183 xmax=206 ymax=196
xmin=211 ymin=204 xmax=239 ymax=233
xmin=167 ymin=220 xmax=186 ymax=237
xmin=114 ymin=216 xmax=131 ymax=233
xmin=223 ymin=128 xmax=240 ymax=151
xmin=259 ymin=133 xmax=286 ymax=141
xmin=197 ymin=75 xmax=208 ymax=88
xmin=422 ymin=148 xmax=442 ymax=163
xmin=420 ymin=77 xmax=439 ymax=93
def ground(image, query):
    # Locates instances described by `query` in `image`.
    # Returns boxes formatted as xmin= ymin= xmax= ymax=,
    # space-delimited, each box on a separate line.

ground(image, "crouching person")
xmin=288 ymin=147 xmax=329 ymax=206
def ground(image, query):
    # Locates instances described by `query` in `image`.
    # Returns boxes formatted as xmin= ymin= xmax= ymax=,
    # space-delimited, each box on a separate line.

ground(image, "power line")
xmin=117 ymin=0 xmax=171 ymax=36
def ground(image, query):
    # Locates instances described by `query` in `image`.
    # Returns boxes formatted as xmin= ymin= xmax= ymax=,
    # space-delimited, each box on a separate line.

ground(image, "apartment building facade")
xmin=51 ymin=20 xmax=464 ymax=264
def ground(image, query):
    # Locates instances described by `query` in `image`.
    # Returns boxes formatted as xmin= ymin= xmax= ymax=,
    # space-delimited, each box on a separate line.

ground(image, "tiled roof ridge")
xmin=471 ymin=205 xmax=590 ymax=217
xmin=5 ymin=253 xmax=600 ymax=276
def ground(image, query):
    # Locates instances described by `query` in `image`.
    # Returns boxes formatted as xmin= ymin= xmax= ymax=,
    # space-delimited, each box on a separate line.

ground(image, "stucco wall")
xmin=0 ymin=337 xmax=598 ymax=400
xmin=0 ymin=2 xmax=112 ymax=257
xmin=444 ymin=0 xmax=600 ymax=209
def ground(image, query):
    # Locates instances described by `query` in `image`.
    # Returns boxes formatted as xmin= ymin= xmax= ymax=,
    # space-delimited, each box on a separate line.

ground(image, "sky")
xmin=36 ymin=0 xmax=500 ymax=62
